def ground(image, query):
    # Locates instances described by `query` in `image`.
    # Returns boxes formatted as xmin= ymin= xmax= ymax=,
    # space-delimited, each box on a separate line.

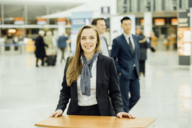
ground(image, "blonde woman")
xmin=44 ymin=31 xmax=53 ymax=55
xmin=50 ymin=25 xmax=135 ymax=119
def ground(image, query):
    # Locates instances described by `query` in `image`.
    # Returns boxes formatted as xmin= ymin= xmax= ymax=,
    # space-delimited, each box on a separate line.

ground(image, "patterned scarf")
xmin=80 ymin=52 xmax=99 ymax=96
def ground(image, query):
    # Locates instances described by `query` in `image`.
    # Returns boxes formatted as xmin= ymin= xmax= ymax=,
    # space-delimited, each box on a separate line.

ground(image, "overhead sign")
xmin=154 ymin=19 xmax=165 ymax=25
xmin=57 ymin=18 xmax=66 ymax=25
xmin=14 ymin=17 xmax=24 ymax=25
xmin=37 ymin=18 xmax=47 ymax=25
xmin=171 ymin=18 xmax=178 ymax=25
xmin=140 ymin=19 xmax=144 ymax=26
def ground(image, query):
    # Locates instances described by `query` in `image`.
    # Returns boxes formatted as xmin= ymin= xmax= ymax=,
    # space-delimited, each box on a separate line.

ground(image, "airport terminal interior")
xmin=0 ymin=0 xmax=192 ymax=128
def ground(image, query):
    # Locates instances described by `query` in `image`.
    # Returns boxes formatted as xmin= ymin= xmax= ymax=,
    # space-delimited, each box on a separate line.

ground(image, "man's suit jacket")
xmin=56 ymin=54 xmax=124 ymax=116
xmin=111 ymin=34 xmax=140 ymax=79
xmin=58 ymin=36 xmax=69 ymax=48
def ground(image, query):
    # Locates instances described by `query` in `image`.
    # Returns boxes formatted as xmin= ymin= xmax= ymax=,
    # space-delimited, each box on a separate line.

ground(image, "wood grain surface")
xmin=35 ymin=115 xmax=156 ymax=128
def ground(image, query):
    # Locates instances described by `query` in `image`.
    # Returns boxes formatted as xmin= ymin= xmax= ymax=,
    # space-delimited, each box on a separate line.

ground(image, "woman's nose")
xmin=85 ymin=39 xmax=91 ymax=43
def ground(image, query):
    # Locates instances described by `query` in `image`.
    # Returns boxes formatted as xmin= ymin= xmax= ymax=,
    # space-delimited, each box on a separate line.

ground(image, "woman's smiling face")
xmin=80 ymin=28 xmax=98 ymax=54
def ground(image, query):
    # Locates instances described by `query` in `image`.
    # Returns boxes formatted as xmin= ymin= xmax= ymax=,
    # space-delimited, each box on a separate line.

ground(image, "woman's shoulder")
xmin=98 ymin=54 xmax=113 ymax=63
xmin=64 ymin=56 xmax=73 ymax=71
xmin=66 ymin=56 xmax=73 ymax=63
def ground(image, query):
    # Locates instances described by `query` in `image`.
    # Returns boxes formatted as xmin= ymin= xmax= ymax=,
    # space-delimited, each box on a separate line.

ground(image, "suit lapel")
xmin=72 ymin=82 xmax=78 ymax=97
xmin=96 ymin=54 xmax=104 ymax=96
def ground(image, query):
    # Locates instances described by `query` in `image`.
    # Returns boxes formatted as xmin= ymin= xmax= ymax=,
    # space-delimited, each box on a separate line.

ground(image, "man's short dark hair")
xmin=121 ymin=17 xmax=131 ymax=24
xmin=91 ymin=18 xmax=105 ymax=26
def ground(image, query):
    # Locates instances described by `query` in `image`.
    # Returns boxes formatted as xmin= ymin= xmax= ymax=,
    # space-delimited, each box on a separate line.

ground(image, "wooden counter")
xmin=35 ymin=115 xmax=156 ymax=128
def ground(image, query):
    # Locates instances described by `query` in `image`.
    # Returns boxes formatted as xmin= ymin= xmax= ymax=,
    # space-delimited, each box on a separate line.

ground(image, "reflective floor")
xmin=0 ymin=50 xmax=192 ymax=128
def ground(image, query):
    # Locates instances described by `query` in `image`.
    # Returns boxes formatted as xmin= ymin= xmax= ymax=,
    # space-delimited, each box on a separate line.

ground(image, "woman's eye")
xmin=82 ymin=38 xmax=85 ymax=40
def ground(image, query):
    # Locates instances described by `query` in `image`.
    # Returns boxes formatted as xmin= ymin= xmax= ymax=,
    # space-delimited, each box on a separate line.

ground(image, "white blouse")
xmin=77 ymin=58 xmax=97 ymax=106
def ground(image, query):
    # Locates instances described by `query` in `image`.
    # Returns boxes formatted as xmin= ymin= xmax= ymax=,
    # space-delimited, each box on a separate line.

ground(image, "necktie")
xmin=128 ymin=37 xmax=134 ymax=54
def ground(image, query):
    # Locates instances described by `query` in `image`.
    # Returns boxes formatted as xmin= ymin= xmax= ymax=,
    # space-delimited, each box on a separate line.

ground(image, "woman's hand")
xmin=117 ymin=112 xmax=135 ymax=119
xmin=50 ymin=110 xmax=63 ymax=118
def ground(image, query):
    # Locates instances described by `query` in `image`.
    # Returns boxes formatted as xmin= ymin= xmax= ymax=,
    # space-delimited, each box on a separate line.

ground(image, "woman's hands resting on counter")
xmin=50 ymin=110 xmax=135 ymax=119
xmin=50 ymin=110 xmax=63 ymax=117
xmin=117 ymin=112 xmax=135 ymax=119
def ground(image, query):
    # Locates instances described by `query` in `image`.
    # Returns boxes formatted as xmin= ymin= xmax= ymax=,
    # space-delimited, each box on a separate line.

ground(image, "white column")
xmin=22 ymin=5 xmax=27 ymax=38
xmin=46 ymin=6 xmax=50 ymax=24
xmin=22 ymin=28 xmax=25 ymax=38
xmin=190 ymin=8 xmax=192 ymax=71
xmin=0 ymin=53 xmax=1 ymax=97
xmin=0 ymin=45 xmax=4 ymax=55
xmin=1 ymin=4 xmax=4 ymax=24
xmin=24 ymin=5 xmax=28 ymax=24
xmin=144 ymin=12 xmax=152 ymax=37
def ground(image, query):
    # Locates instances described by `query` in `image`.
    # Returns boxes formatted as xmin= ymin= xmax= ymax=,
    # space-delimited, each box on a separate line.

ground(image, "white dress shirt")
xmin=100 ymin=35 xmax=109 ymax=57
xmin=123 ymin=33 xmax=135 ymax=50
xmin=77 ymin=58 xmax=98 ymax=106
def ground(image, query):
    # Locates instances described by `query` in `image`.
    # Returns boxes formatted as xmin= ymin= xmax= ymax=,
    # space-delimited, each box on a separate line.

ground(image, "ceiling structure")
xmin=0 ymin=0 xmax=84 ymax=19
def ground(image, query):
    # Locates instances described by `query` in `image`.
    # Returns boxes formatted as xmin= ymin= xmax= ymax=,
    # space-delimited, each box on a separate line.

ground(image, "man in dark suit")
xmin=111 ymin=17 xmax=140 ymax=113
xmin=92 ymin=18 xmax=110 ymax=56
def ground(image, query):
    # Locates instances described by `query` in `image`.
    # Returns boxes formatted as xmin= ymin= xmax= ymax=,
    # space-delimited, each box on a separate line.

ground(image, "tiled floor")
xmin=0 ymin=50 xmax=191 ymax=128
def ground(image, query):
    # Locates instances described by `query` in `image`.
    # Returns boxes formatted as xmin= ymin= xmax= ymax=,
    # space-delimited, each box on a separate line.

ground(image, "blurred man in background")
xmin=92 ymin=18 xmax=109 ymax=56
xmin=137 ymin=28 xmax=150 ymax=77
xmin=58 ymin=32 xmax=69 ymax=63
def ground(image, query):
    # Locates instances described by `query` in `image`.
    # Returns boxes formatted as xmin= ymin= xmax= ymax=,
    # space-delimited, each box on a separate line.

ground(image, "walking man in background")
xmin=92 ymin=18 xmax=109 ymax=56
xmin=111 ymin=17 xmax=140 ymax=112
xmin=58 ymin=32 xmax=69 ymax=63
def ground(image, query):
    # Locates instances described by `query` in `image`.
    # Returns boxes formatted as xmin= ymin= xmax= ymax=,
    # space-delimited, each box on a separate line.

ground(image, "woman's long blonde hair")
xmin=66 ymin=25 xmax=101 ymax=86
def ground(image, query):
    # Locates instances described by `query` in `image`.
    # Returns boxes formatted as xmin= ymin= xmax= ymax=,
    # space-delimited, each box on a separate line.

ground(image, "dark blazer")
xmin=35 ymin=36 xmax=48 ymax=58
xmin=138 ymin=34 xmax=149 ymax=61
xmin=111 ymin=34 xmax=140 ymax=79
xmin=56 ymin=54 xmax=124 ymax=116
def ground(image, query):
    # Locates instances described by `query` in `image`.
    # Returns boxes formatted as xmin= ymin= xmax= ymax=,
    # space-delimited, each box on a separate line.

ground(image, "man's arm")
xmin=57 ymin=37 xmax=61 ymax=46
xmin=110 ymin=39 xmax=122 ymax=75
xmin=41 ymin=37 xmax=48 ymax=47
